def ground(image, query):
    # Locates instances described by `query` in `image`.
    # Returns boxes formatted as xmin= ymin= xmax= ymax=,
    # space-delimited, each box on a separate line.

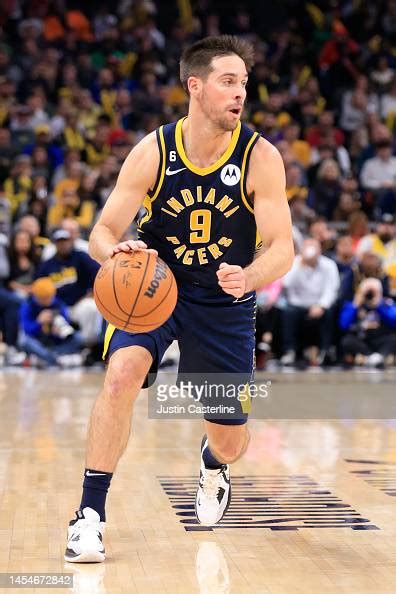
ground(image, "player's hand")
xmin=111 ymin=240 xmax=158 ymax=257
xmin=217 ymin=262 xmax=247 ymax=298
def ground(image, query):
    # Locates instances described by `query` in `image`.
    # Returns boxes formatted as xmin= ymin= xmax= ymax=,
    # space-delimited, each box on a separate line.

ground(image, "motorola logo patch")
xmin=220 ymin=164 xmax=241 ymax=186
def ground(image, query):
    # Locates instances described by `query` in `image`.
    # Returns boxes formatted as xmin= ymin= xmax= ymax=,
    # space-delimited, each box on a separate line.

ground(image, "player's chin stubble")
xmin=215 ymin=113 xmax=239 ymax=132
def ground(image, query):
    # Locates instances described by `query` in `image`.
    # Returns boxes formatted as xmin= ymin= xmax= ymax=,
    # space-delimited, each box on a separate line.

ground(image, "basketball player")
xmin=65 ymin=35 xmax=294 ymax=562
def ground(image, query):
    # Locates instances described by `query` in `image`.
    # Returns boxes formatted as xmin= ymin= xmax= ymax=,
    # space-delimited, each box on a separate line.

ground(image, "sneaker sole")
xmin=64 ymin=550 xmax=105 ymax=563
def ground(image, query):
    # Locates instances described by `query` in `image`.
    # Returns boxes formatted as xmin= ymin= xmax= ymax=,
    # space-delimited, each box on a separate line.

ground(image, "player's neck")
xmin=181 ymin=112 xmax=233 ymax=169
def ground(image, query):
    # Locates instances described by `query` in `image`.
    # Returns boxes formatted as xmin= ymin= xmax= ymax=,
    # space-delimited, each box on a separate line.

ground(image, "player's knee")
xmin=104 ymin=349 xmax=151 ymax=402
xmin=213 ymin=441 xmax=244 ymax=464
xmin=210 ymin=428 xmax=250 ymax=464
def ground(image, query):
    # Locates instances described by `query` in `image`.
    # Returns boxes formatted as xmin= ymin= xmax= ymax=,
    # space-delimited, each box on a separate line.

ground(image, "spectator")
xmin=349 ymin=211 xmax=369 ymax=252
xmin=340 ymin=277 xmax=396 ymax=367
xmin=255 ymin=278 xmax=283 ymax=369
xmin=19 ymin=276 xmax=84 ymax=367
xmin=31 ymin=145 xmax=52 ymax=180
xmin=341 ymin=251 xmax=391 ymax=303
xmin=340 ymin=87 xmax=376 ymax=135
xmin=285 ymin=163 xmax=308 ymax=202
xmin=4 ymin=155 xmax=32 ymax=216
xmin=288 ymin=194 xmax=315 ymax=237
xmin=0 ymin=231 xmax=25 ymax=365
xmin=371 ymin=55 xmax=394 ymax=93
xmin=95 ymin=155 xmax=119 ymax=206
xmin=47 ymin=184 xmax=94 ymax=230
xmin=0 ymin=127 xmax=17 ymax=184
xmin=25 ymin=175 xmax=50 ymax=235
xmin=381 ymin=77 xmax=396 ymax=119
xmin=7 ymin=229 xmax=38 ymax=299
xmin=23 ymin=124 xmax=63 ymax=170
xmin=51 ymin=149 xmax=81 ymax=188
xmin=308 ymin=158 xmax=342 ymax=220
xmin=318 ymin=20 xmax=360 ymax=89
xmin=360 ymin=139 xmax=396 ymax=216
xmin=0 ymin=187 xmax=11 ymax=236
xmin=36 ymin=229 xmax=100 ymax=347
xmin=333 ymin=235 xmax=356 ymax=285
xmin=309 ymin=218 xmax=337 ymax=256
xmin=84 ymin=126 xmax=111 ymax=167
xmin=10 ymin=105 xmax=35 ymax=149
xmin=281 ymin=238 xmax=340 ymax=365
xmin=333 ymin=192 xmax=361 ymax=222
xmin=76 ymin=171 xmax=100 ymax=223
xmin=282 ymin=121 xmax=311 ymax=167
xmin=53 ymin=161 xmax=83 ymax=202
xmin=306 ymin=111 xmax=345 ymax=148
xmin=357 ymin=123 xmax=394 ymax=173
xmin=17 ymin=214 xmax=49 ymax=259
xmin=42 ymin=218 xmax=89 ymax=261
xmin=357 ymin=213 xmax=396 ymax=268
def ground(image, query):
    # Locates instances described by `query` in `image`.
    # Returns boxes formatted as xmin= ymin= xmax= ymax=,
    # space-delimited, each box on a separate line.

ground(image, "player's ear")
xmin=188 ymin=76 xmax=201 ymax=96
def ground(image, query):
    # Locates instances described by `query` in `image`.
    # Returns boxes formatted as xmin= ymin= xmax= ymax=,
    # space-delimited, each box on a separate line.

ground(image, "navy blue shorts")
xmin=103 ymin=284 xmax=256 ymax=425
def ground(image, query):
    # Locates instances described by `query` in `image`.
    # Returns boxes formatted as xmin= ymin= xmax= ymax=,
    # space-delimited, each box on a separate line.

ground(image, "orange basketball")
xmin=94 ymin=251 xmax=178 ymax=333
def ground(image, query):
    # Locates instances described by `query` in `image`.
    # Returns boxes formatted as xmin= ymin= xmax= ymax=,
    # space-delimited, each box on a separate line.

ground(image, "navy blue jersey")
xmin=138 ymin=118 xmax=260 ymax=287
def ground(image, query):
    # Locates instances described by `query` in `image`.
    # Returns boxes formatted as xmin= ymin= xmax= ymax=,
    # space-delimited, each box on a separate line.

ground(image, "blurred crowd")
xmin=0 ymin=0 xmax=396 ymax=369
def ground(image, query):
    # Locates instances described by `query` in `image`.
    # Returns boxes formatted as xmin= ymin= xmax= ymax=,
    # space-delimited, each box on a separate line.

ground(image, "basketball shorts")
xmin=103 ymin=284 xmax=256 ymax=425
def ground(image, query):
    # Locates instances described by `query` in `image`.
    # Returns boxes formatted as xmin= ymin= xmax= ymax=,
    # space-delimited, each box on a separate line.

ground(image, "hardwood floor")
xmin=0 ymin=367 xmax=395 ymax=593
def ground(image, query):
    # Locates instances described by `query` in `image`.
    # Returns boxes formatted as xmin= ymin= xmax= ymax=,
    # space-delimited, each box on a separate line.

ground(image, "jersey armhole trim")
xmin=240 ymin=131 xmax=259 ymax=215
xmin=149 ymin=126 xmax=166 ymax=200
xmin=138 ymin=126 xmax=166 ymax=229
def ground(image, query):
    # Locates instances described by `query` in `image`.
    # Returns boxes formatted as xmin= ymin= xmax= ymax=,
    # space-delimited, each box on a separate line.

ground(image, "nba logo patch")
xmin=220 ymin=164 xmax=241 ymax=186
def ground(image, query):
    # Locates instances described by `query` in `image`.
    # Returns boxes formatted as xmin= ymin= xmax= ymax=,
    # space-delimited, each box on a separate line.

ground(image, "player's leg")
xmin=195 ymin=420 xmax=249 ymax=526
xmin=176 ymin=286 xmax=256 ymax=526
xmin=203 ymin=420 xmax=250 ymax=464
xmin=65 ymin=311 xmax=176 ymax=563
xmin=65 ymin=344 xmax=152 ymax=563
xmin=85 ymin=344 xmax=152 ymax=472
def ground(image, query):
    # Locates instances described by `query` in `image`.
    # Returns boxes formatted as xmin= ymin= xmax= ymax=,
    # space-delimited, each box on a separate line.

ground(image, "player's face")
xmin=198 ymin=55 xmax=248 ymax=131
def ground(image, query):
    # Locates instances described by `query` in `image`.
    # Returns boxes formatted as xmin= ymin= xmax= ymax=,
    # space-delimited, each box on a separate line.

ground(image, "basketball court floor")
xmin=0 ymin=367 xmax=396 ymax=594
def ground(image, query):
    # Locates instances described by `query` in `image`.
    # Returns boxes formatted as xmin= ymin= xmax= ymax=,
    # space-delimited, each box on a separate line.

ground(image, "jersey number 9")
xmin=190 ymin=209 xmax=211 ymax=243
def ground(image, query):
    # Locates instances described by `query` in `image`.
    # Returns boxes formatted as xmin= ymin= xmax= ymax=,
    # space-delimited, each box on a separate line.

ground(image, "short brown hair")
xmin=180 ymin=35 xmax=254 ymax=93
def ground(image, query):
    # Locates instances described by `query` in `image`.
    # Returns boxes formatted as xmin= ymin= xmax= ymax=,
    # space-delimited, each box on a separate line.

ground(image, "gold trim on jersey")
xmin=240 ymin=131 xmax=258 ymax=215
xmin=138 ymin=126 xmax=166 ymax=228
xmin=239 ymin=383 xmax=252 ymax=414
xmin=102 ymin=323 xmax=116 ymax=359
xmin=255 ymin=228 xmax=263 ymax=251
xmin=175 ymin=117 xmax=241 ymax=176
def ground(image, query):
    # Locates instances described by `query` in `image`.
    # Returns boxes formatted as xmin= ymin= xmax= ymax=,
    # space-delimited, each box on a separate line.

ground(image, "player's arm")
xmin=217 ymin=138 xmax=294 ymax=297
xmin=89 ymin=132 xmax=159 ymax=265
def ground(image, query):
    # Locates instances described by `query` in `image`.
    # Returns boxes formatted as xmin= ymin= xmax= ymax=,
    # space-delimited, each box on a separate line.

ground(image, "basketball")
xmin=94 ymin=251 xmax=178 ymax=333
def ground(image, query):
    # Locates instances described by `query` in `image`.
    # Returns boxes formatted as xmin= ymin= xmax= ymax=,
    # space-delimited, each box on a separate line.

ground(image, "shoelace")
xmin=71 ymin=518 xmax=102 ymax=540
xmin=201 ymin=469 xmax=223 ymax=499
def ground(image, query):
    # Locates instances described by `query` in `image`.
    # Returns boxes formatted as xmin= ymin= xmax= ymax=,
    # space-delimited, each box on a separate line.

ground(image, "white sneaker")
xmin=195 ymin=438 xmax=231 ymax=526
xmin=65 ymin=508 xmax=105 ymax=563
xmin=280 ymin=350 xmax=296 ymax=366
xmin=5 ymin=346 xmax=26 ymax=366
xmin=58 ymin=353 xmax=83 ymax=368
xmin=366 ymin=353 xmax=384 ymax=368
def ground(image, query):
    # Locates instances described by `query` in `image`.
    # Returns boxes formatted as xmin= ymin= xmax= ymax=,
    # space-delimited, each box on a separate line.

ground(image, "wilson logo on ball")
xmin=144 ymin=261 xmax=168 ymax=298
